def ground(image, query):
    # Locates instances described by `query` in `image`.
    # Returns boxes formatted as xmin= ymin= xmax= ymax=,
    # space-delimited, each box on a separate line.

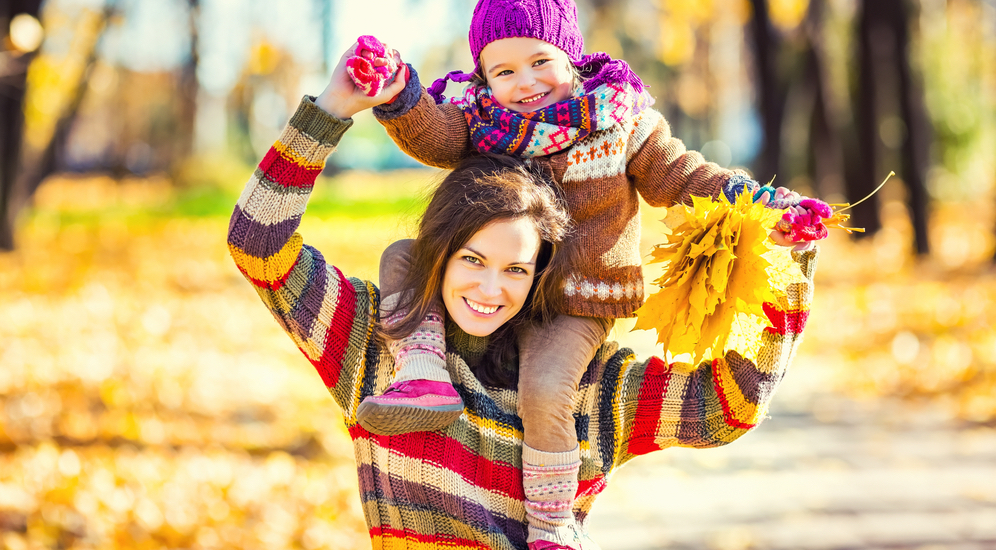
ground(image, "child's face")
xmin=479 ymin=37 xmax=575 ymax=113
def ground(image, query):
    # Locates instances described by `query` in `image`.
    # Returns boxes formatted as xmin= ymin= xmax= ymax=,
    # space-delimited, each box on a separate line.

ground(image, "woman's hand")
xmin=315 ymin=42 xmax=407 ymax=120
xmin=756 ymin=188 xmax=816 ymax=251
xmin=769 ymin=228 xmax=815 ymax=251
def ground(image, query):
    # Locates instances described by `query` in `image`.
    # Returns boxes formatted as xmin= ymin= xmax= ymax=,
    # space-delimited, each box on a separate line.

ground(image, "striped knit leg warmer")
xmin=381 ymin=293 xmax=451 ymax=384
xmin=522 ymin=443 xmax=582 ymax=548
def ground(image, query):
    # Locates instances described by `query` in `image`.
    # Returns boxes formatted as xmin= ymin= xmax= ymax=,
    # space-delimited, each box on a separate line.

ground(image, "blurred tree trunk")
xmin=801 ymin=0 xmax=844 ymax=200
xmin=747 ymin=0 xmax=787 ymax=180
xmin=172 ymin=0 xmax=199 ymax=173
xmin=2 ymin=3 xmax=113 ymax=250
xmin=850 ymin=0 xmax=930 ymax=253
xmin=0 ymin=0 xmax=43 ymax=250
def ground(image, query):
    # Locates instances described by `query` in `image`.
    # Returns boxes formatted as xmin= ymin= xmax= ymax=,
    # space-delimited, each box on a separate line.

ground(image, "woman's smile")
xmin=464 ymin=297 xmax=502 ymax=316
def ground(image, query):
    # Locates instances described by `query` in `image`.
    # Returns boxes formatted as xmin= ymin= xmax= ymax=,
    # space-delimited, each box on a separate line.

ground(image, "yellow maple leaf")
xmin=635 ymin=191 xmax=806 ymax=366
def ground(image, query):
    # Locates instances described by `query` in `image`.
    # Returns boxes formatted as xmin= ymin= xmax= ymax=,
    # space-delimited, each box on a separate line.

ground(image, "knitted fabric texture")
xmin=381 ymin=294 xmax=451 ymax=383
xmin=522 ymin=444 xmax=582 ymax=547
xmin=229 ymin=97 xmax=817 ymax=549
xmin=346 ymin=35 xmax=400 ymax=97
xmin=427 ymin=0 xmax=645 ymax=103
xmin=447 ymin=81 xmax=653 ymax=158
xmin=376 ymin=78 xmax=757 ymax=318
xmin=471 ymin=0 xmax=584 ymax=63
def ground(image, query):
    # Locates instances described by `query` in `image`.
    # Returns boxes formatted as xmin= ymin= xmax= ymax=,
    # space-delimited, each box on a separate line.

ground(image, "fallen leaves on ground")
xmin=2 ymin=174 xmax=996 ymax=549
xmin=0 ymin=174 xmax=421 ymax=550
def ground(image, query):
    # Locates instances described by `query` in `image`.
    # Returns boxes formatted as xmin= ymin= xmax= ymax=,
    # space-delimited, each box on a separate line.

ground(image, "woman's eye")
xmin=463 ymin=256 xmax=482 ymax=265
xmin=507 ymin=266 xmax=528 ymax=274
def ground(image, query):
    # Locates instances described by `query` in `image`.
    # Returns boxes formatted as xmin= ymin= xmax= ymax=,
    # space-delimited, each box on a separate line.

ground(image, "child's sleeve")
xmin=227 ymin=96 xmax=379 ymax=415
xmin=605 ymin=247 xmax=818 ymax=468
xmin=373 ymin=65 xmax=473 ymax=169
xmin=626 ymin=109 xmax=756 ymax=207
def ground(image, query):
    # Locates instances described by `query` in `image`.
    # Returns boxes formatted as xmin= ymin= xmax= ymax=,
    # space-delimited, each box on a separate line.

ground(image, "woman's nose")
xmin=477 ymin=270 xmax=502 ymax=298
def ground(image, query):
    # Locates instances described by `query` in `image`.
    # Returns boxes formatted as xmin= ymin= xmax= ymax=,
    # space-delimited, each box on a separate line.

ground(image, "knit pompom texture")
xmin=469 ymin=0 xmax=584 ymax=63
xmin=346 ymin=35 xmax=400 ymax=97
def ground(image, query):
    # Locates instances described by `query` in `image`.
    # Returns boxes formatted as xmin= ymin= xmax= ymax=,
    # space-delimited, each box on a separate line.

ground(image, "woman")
xmin=227 ymin=54 xmax=818 ymax=550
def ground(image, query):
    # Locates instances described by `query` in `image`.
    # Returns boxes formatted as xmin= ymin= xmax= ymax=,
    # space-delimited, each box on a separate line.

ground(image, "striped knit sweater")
xmin=375 ymin=67 xmax=755 ymax=319
xmin=228 ymin=96 xmax=818 ymax=550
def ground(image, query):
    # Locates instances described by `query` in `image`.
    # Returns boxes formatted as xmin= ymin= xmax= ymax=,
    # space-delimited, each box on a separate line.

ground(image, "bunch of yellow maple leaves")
xmin=634 ymin=191 xmax=808 ymax=367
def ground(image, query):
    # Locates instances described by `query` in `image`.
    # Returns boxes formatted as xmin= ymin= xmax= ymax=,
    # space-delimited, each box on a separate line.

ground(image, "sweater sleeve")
xmin=606 ymin=247 xmax=818 ymax=468
xmin=626 ymin=108 xmax=756 ymax=207
xmin=373 ymin=65 xmax=473 ymax=169
xmin=227 ymin=95 xmax=379 ymax=417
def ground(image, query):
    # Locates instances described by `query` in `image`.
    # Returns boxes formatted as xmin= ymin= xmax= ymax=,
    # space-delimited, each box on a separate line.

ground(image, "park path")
xmin=584 ymin=339 xmax=996 ymax=550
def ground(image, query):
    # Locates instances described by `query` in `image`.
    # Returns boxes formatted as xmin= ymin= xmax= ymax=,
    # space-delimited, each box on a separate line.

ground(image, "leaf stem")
xmin=835 ymin=171 xmax=895 ymax=213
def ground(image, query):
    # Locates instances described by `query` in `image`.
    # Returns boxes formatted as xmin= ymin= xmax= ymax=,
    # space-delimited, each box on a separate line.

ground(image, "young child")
xmin=341 ymin=1 xmax=813 ymax=548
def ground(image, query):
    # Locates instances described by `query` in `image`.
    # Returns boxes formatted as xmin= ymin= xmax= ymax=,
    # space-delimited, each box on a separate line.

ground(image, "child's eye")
xmin=495 ymin=69 xmax=513 ymax=77
xmin=533 ymin=59 xmax=550 ymax=67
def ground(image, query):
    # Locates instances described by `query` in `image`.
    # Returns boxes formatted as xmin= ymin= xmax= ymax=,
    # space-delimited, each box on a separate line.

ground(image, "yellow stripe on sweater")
xmin=611 ymin=351 xmax=636 ymax=465
xmin=276 ymin=124 xmax=338 ymax=163
xmin=463 ymin=409 xmax=523 ymax=441
xmin=371 ymin=534 xmax=484 ymax=550
xmin=713 ymin=356 xmax=767 ymax=432
xmin=273 ymin=130 xmax=328 ymax=169
xmin=228 ymin=233 xmax=303 ymax=285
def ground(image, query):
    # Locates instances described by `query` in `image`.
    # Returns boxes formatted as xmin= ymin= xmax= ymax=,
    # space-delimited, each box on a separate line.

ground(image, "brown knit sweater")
xmin=375 ymin=68 xmax=752 ymax=318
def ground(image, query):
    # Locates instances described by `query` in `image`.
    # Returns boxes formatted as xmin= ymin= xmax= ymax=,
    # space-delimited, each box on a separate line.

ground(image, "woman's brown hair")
xmin=382 ymin=154 xmax=574 ymax=388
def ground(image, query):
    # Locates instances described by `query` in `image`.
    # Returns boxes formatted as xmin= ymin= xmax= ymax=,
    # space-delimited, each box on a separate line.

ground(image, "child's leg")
xmin=377 ymin=239 xmax=450 ymax=383
xmin=355 ymin=239 xmax=462 ymax=435
xmin=517 ymin=315 xmax=613 ymax=548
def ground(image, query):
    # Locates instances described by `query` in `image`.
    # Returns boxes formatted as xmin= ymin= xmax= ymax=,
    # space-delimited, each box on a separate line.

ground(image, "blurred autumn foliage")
xmin=0 ymin=170 xmax=432 ymax=549
xmin=1 ymin=0 xmax=996 ymax=548
xmin=3 ymin=169 xmax=996 ymax=547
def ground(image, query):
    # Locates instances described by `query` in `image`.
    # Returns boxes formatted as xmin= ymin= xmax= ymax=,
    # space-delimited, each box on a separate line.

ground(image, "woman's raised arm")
xmin=226 ymin=96 xmax=376 ymax=415
xmin=603 ymin=248 xmax=818 ymax=467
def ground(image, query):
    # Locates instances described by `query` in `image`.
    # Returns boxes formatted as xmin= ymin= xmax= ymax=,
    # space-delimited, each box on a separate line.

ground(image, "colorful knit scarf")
xmin=445 ymin=81 xmax=655 ymax=158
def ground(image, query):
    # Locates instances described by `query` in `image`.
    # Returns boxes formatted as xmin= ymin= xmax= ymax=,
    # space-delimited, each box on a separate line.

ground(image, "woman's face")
xmin=441 ymin=217 xmax=542 ymax=337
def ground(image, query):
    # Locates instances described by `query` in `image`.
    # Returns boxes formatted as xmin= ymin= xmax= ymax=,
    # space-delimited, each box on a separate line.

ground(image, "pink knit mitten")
xmin=346 ymin=35 xmax=401 ymax=97
xmin=775 ymin=198 xmax=833 ymax=242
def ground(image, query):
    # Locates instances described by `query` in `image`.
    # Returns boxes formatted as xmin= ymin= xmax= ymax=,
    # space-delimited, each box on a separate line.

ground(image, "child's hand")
xmin=315 ymin=42 xmax=407 ymax=120
xmin=347 ymin=35 xmax=403 ymax=97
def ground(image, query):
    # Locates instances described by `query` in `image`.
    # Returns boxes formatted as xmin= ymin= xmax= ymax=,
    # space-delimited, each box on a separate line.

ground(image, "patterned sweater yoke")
xmin=228 ymin=96 xmax=818 ymax=550
xmin=374 ymin=67 xmax=754 ymax=319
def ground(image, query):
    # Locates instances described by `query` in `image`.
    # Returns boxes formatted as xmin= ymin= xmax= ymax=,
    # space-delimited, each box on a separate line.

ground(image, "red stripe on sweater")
xmin=762 ymin=303 xmax=809 ymax=335
xmin=311 ymin=266 xmax=356 ymax=389
xmin=260 ymin=147 xmax=322 ymax=189
xmin=711 ymin=359 xmax=757 ymax=430
xmin=347 ymin=425 xmax=526 ymax=500
xmin=627 ymin=356 xmax=670 ymax=456
xmin=577 ymin=475 xmax=607 ymax=498
xmin=369 ymin=526 xmax=492 ymax=548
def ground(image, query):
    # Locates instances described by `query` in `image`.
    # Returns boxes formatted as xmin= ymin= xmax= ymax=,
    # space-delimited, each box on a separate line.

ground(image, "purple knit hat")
xmin=428 ymin=0 xmax=645 ymax=103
